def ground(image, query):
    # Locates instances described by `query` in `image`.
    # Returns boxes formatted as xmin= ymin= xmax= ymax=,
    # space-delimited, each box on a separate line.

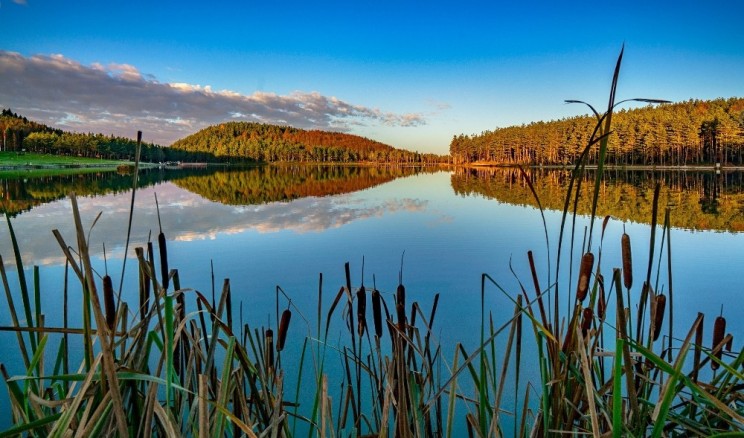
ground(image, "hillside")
xmin=451 ymin=97 xmax=744 ymax=166
xmin=170 ymin=122 xmax=444 ymax=164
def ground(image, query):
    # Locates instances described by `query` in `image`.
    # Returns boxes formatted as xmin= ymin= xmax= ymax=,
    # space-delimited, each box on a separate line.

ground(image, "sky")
xmin=1 ymin=0 xmax=743 ymax=154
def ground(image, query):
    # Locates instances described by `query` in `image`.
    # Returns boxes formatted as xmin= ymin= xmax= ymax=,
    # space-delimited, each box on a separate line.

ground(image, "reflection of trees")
xmin=173 ymin=165 xmax=426 ymax=205
xmin=451 ymin=168 xmax=744 ymax=232
xmin=0 ymin=168 xmax=216 ymax=216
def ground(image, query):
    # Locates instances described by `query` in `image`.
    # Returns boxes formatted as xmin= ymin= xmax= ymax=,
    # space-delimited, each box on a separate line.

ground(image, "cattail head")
xmin=712 ymin=315 xmax=726 ymax=370
xmin=396 ymin=283 xmax=406 ymax=309
xmin=597 ymin=274 xmax=607 ymax=320
xmin=622 ymin=233 xmax=633 ymax=290
xmin=277 ymin=309 xmax=291 ymax=352
xmin=356 ymin=285 xmax=367 ymax=336
xmin=652 ymin=294 xmax=666 ymax=341
xmin=576 ymin=252 xmax=594 ymax=302
xmin=725 ymin=334 xmax=733 ymax=352
xmin=102 ymin=275 xmax=116 ymax=331
xmin=396 ymin=303 xmax=406 ymax=332
xmin=581 ymin=307 xmax=593 ymax=337
xmin=265 ymin=328 xmax=275 ymax=370
xmin=372 ymin=289 xmax=383 ymax=338
xmin=158 ymin=232 xmax=169 ymax=291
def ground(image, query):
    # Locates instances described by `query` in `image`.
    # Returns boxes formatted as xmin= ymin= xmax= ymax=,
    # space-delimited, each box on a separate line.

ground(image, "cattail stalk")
xmin=597 ymin=274 xmax=607 ymax=320
xmin=622 ymin=232 xmax=633 ymax=290
xmin=158 ymin=232 xmax=169 ymax=291
xmin=102 ymin=275 xmax=116 ymax=331
xmin=652 ymin=294 xmax=666 ymax=341
xmin=581 ymin=308 xmax=593 ymax=337
xmin=576 ymin=252 xmax=594 ymax=302
xmin=265 ymin=329 xmax=275 ymax=371
xmin=356 ymin=285 xmax=367 ymax=336
xmin=712 ymin=315 xmax=726 ymax=370
xmin=372 ymin=289 xmax=382 ymax=338
xmin=396 ymin=283 xmax=406 ymax=331
xmin=277 ymin=309 xmax=291 ymax=352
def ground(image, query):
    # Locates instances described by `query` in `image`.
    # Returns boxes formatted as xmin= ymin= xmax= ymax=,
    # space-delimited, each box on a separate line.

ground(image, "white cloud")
xmin=0 ymin=51 xmax=427 ymax=145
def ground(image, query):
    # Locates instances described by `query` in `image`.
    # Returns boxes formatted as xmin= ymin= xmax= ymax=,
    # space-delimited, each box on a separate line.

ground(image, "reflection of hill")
xmin=0 ymin=168 xmax=217 ymax=216
xmin=172 ymin=166 xmax=425 ymax=205
xmin=451 ymin=168 xmax=744 ymax=232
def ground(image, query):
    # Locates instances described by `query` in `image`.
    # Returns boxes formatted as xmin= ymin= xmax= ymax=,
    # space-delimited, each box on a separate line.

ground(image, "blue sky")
xmin=1 ymin=0 xmax=743 ymax=154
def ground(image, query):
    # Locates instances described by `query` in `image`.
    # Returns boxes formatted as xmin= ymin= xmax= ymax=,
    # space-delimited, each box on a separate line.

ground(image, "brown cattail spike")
xmin=277 ymin=310 xmax=291 ymax=352
xmin=158 ymin=232 xmax=169 ymax=291
xmin=712 ymin=315 xmax=726 ymax=370
xmin=725 ymin=334 xmax=733 ymax=352
xmin=581 ymin=308 xmax=593 ymax=337
xmin=652 ymin=294 xmax=666 ymax=341
xmin=576 ymin=252 xmax=594 ymax=302
xmin=621 ymin=233 xmax=633 ymax=290
xmin=396 ymin=303 xmax=406 ymax=332
xmin=102 ymin=275 xmax=116 ymax=330
xmin=265 ymin=329 xmax=274 ymax=370
xmin=372 ymin=289 xmax=383 ymax=338
xmin=356 ymin=286 xmax=367 ymax=336
xmin=396 ymin=283 xmax=405 ymax=309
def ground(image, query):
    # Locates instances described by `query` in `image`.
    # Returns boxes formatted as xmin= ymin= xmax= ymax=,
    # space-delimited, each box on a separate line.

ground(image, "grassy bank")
xmin=0 ymin=151 xmax=128 ymax=167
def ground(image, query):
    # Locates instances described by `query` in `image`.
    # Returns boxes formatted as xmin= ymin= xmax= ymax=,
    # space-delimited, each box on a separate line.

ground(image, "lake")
xmin=1 ymin=165 xmax=742 ymax=433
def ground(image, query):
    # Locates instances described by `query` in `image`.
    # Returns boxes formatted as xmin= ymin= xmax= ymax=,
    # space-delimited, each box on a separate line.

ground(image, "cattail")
xmin=725 ymin=334 xmax=733 ymax=352
xmin=622 ymin=233 xmax=633 ymax=290
xmin=396 ymin=282 xmax=406 ymax=331
xmin=712 ymin=315 xmax=726 ymax=370
xmin=265 ymin=329 xmax=274 ymax=370
xmin=652 ymin=294 xmax=666 ymax=341
xmin=581 ymin=308 xmax=593 ymax=337
xmin=276 ymin=309 xmax=291 ymax=352
xmin=597 ymin=274 xmax=607 ymax=319
xmin=102 ymin=275 xmax=116 ymax=331
xmin=396 ymin=303 xmax=406 ymax=332
xmin=396 ymin=283 xmax=406 ymax=309
xmin=135 ymin=246 xmax=150 ymax=320
xmin=576 ymin=252 xmax=594 ymax=302
xmin=158 ymin=232 xmax=169 ymax=291
xmin=372 ymin=289 xmax=383 ymax=338
xmin=356 ymin=285 xmax=367 ymax=336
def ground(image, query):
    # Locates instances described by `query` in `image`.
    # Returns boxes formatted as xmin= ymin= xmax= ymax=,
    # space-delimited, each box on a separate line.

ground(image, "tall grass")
xmin=1 ymin=49 xmax=742 ymax=437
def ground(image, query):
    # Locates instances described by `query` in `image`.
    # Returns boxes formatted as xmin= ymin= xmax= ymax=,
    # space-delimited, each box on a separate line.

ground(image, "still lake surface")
xmin=1 ymin=165 xmax=743 ymax=430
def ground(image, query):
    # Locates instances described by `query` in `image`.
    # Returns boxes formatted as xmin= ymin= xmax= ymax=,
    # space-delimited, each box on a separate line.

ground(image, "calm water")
xmin=1 ymin=166 xmax=742 ymax=431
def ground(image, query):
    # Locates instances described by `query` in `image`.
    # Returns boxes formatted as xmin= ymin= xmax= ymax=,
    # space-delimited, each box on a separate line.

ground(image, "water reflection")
xmin=451 ymin=167 xmax=744 ymax=232
xmin=0 ymin=166 xmax=431 ymax=266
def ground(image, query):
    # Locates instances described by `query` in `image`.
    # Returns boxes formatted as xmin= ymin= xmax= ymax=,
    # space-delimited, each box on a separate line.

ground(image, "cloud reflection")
xmin=1 ymin=183 xmax=427 ymax=267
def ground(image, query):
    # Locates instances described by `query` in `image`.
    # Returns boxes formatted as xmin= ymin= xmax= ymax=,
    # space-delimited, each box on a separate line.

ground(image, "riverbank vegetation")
xmin=450 ymin=97 xmax=744 ymax=166
xmin=1 ymin=51 xmax=742 ymax=436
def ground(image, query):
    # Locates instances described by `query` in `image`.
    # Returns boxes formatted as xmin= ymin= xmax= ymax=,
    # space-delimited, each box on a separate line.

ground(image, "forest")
xmin=171 ymin=121 xmax=446 ymax=164
xmin=451 ymin=167 xmax=744 ymax=232
xmin=450 ymin=98 xmax=744 ymax=166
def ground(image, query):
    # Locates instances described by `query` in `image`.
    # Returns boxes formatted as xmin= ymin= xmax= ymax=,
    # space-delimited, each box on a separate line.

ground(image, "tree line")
xmin=450 ymin=98 xmax=744 ymax=166
xmin=171 ymin=121 xmax=447 ymax=164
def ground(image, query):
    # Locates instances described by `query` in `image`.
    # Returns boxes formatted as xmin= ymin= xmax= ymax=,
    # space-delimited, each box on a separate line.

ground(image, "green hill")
xmin=170 ymin=121 xmax=444 ymax=164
